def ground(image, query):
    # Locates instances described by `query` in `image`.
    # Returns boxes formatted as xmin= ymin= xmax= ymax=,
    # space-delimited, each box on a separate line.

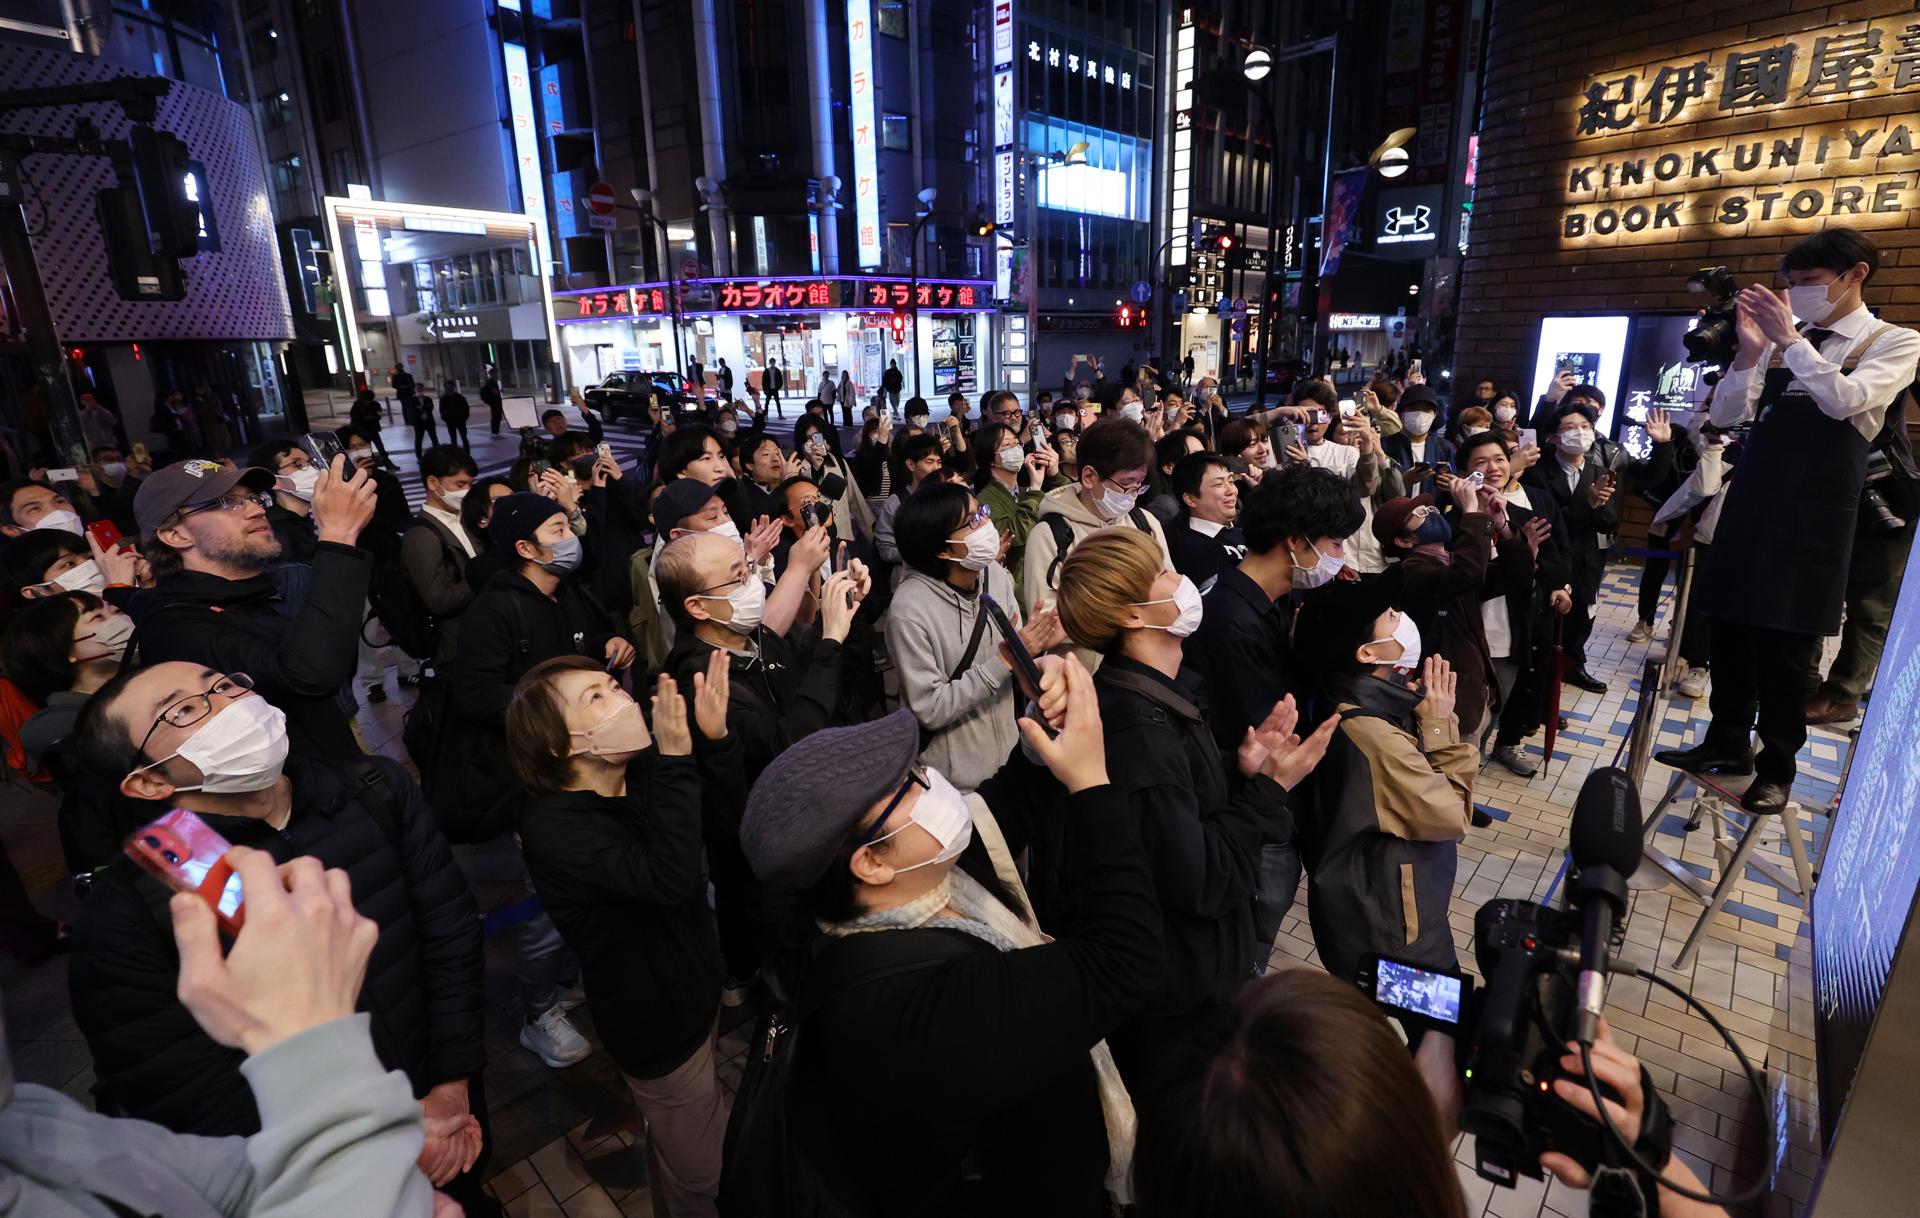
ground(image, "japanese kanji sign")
xmin=1562 ymin=19 xmax=1920 ymax=244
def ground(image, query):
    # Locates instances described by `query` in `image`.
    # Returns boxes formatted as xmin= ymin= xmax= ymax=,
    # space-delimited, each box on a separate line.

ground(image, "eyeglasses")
xmin=179 ymin=492 xmax=271 ymax=520
xmin=859 ymin=766 xmax=929 ymax=845
xmin=135 ymin=672 xmax=254 ymax=759
xmin=1103 ymin=474 xmax=1148 ymax=495
xmin=1406 ymin=505 xmax=1436 ymax=525
xmin=949 ymin=504 xmax=991 ymax=537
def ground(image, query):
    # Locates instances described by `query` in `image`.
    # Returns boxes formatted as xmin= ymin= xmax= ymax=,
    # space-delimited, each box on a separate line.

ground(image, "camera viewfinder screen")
xmin=1374 ymin=959 xmax=1463 ymax=1023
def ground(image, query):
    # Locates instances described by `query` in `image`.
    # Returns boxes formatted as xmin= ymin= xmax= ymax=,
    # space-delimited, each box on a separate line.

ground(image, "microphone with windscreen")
xmin=1566 ymin=767 xmax=1640 ymax=1046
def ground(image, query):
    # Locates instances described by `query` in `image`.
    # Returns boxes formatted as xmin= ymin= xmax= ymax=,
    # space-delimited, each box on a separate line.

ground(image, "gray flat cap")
xmin=741 ymin=708 xmax=922 ymax=892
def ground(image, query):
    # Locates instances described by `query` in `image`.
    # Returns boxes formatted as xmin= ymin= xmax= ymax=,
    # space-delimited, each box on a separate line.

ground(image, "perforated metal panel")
xmin=0 ymin=43 xmax=293 ymax=343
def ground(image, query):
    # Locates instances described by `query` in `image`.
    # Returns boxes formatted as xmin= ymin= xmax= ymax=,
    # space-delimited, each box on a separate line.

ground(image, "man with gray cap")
xmin=727 ymin=660 xmax=1164 ymax=1215
xmin=129 ymin=456 xmax=378 ymax=761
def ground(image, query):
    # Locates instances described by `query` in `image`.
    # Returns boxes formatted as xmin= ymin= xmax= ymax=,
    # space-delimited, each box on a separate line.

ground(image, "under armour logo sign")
xmin=1383 ymin=205 xmax=1431 ymax=236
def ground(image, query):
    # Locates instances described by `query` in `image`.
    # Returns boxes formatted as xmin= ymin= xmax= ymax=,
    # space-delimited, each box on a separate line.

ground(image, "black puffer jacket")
xmin=68 ymin=754 xmax=484 ymax=1136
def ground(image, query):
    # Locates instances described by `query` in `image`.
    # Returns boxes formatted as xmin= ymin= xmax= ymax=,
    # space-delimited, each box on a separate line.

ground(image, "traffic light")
xmin=1195 ymin=231 xmax=1235 ymax=255
xmin=1137 ymin=305 xmax=1150 ymax=330
xmin=890 ymin=311 xmax=908 ymax=343
xmin=968 ymin=215 xmax=996 ymax=238
xmin=96 ymin=185 xmax=186 ymax=300
xmin=1117 ymin=304 xmax=1133 ymax=328
xmin=127 ymin=125 xmax=199 ymax=259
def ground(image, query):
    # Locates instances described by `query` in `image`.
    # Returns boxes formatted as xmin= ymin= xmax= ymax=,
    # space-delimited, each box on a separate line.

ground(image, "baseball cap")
xmin=134 ymin=459 xmax=276 ymax=538
xmin=652 ymin=478 xmax=720 ymax=535
xmin=1371 ymin=494 xmax=1436 ymax=548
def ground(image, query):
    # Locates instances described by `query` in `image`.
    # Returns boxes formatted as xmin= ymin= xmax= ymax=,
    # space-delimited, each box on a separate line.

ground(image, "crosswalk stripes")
xmin=396 ymin=432 xmax=654 ymax=510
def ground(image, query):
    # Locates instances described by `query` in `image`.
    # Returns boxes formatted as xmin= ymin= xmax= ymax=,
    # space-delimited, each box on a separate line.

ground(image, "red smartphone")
xmin=86 ymin=519 xmax=124 ymax=552
xmin=125 ymin=809 xmax=247 ymax=934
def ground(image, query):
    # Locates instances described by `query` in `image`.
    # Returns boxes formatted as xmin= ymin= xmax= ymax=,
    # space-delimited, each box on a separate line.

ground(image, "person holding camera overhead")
xmin=1658 ymin=229 xmax=1920 ymax=814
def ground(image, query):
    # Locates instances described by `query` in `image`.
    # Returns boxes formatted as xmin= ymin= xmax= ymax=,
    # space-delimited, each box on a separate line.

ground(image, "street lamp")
xmin=624 ymin=188 xmax=687 ymax=380
xmin=907 ymin=197 xmax=994 ymax=399
xmin=1243 ymin=47 xmax=1272 ymax=82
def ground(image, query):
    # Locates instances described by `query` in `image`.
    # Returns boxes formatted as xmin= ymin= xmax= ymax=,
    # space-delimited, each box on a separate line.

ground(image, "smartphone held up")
xmin=126 ymin=809 xmax=247 ymax=934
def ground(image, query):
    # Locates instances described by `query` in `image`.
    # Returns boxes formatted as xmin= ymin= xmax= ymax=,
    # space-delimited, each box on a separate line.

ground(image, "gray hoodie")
xmin=891 ymin=563 xmax=1023 ymax=793
xmin=0 ymin=1014 xmax=429 ymax=1218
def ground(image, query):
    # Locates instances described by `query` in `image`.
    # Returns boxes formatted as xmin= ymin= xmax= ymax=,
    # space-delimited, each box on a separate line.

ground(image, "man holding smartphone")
xmin=1659 ymin=228 xmax=1920 ymax=813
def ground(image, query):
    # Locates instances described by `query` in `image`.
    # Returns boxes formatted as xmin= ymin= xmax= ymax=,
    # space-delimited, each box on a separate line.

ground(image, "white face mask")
xmin=1404 ymin=411 xmax=1435 ymax=437
xmin=33 ymin=509 xmax=84 ymax=537
xmin=871 ymin=768 xmax=973 ymax=873
xmin=1466 ymin=425 xmax=1489 ymax=437
xmin=99 ymin=462 xmax=128 ymax=481
xmin=1291 ymin=540 xmax=1343 ymax=589
xmin=345 ymin=449 xmax=373 ymax=467
xmin=1366 ymin=611 xmax=1423 ymax=673
xmin=996 ymin=447 xmax=1024 ymax=473
xmin=699 ymin=576 xmax=765 ymax=635
xmin=280 ymin=467 xmax=321 ymax=501
xmin=1054 ymin=413 xmax=1077 ymax=431
xmin=719 ymin=418 xmax=739 ymax=435
xmin=1164 ymin=404 xmax=1182 ymax=423
xmin=75 ymin=611 xmax=136 ymax=662
xmin=1117 ymin=401 xmax=1144 ymax=423
xmin=1074 ymin=385 xmax=1092 ymax=400
xmin=1494 ymin=404 xmax=1517 ymax=424
xmin=1557 ymin=427 xmax=1594 ymax=455
xmin=1134 ymin=575 xmax=1204 ymax=638
xmin=1097 ymin=483 xmax=1139 ymax=521
xmin=53 ymin=558 xmax=107 ymax=595
xmin=439 ymin=485 xmax=470 ymax=509
xmin=908 ymin=415 xmax=930 ymax=429
xmin=950 ymin=521 xmax=1001 ymax=571
xmin=708 ymin=518 xmax=743 ymax=544
xmin=133 ymin=696 xmax=290 ymax=794
xmin=1788 ymin=280 xmax=1841 ymax=325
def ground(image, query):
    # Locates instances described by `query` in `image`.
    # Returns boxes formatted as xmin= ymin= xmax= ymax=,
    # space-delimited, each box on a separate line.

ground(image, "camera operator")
xmin=1660 ymin=228 xmax=1920 ymax=813
xmin=1132 ymin=974 xmax=1730 ymax=1218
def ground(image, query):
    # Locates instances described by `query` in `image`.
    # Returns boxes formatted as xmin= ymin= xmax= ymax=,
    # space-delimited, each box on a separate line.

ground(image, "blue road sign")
xmin=1131 ymin=280 xmax=1152 ymax=304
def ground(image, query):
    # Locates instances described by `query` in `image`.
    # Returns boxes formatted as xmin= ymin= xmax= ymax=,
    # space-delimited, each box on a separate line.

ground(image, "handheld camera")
xmin=1682 ymin=266 xmax=1741 ymax=368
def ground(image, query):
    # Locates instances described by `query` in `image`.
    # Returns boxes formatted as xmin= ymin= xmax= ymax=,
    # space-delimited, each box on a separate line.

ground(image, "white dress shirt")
xmin=1708 ymin=301 xmax=1920 ymax=441
xmin=422 ymin=504 xmax=477 ymax=559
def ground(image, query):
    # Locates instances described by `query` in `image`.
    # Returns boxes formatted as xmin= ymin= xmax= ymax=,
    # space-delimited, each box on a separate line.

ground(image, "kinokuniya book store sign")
xmin=1560 ymin=19 xmax=1920 ymax=242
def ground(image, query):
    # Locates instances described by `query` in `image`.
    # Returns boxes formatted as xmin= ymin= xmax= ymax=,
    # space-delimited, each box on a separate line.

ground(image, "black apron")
xmin=1706 ymin=358 xmax=1869 ymax=635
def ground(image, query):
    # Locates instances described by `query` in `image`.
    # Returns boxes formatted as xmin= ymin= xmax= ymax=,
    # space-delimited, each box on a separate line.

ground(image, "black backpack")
xmin=719 ymin=932 xmax=973 ymax=1217
xmin=1041 ymin=507 xmax=1154 ymax=591
xmin=364 ymin=556 xmax=439 ymax=660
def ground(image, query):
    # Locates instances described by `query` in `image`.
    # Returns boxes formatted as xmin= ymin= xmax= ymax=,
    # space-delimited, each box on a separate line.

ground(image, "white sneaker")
xmin=1627 ymin=620 xmax=1654 ymax=644
xmin=1674 ymin=667 xmax=1709 ymax=699
xmin=520 ymin=1004 xmax=592 ymax=1068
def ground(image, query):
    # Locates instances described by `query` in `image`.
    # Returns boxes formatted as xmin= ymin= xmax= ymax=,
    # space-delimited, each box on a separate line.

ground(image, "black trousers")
xmin=1704 ymin=617 xmax=1821 ymax=783
xmin=487 ymin=398 xmax=505 ymax=434
xmin=443 ymin=419 xmax=471 ymax=450
xmin=1637 ymin=552 xmax=1673 ymax=624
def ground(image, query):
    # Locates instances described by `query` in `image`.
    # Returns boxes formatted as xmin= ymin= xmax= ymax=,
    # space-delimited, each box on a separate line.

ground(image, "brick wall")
xmin=1457 ymin=0 xmax=1920 ymax=392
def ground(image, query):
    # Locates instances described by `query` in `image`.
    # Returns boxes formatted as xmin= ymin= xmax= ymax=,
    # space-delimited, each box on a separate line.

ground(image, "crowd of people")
xmin=11 ymin=244 xmax=1894 ymax=1214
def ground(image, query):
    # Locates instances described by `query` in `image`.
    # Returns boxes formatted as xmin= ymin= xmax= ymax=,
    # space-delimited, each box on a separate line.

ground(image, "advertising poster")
xmin=1618 ymin=314 xmax=1713 ymax=457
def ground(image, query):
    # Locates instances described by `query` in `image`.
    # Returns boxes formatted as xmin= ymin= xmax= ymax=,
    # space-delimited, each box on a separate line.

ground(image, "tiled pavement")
xmin=0 ymin=555 xmax=1838 ymax=1216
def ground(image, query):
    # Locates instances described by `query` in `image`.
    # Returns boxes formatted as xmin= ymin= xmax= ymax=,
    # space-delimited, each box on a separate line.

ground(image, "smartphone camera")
xmin=141 ymin=835 xmax=181 ymax=865
xmin=800 ymin=502 xmax=828 ymax=530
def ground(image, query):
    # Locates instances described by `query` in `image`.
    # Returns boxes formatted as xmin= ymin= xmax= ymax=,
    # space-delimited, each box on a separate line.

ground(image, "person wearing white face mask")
xmin=248 ymin=440 xmax=323 ymax=565
xmin=657 ymin=528 xmax=870 ymax=994
xmin=68 ymin=660 xmax=490 ymax=1205
xmin=1293 ymin=581 xmax=1475 ymax=1001
xmin=1022 ymin=419 xmax=1175 ymax=653
xmin=402 ymin=446 xmax=484 ymax=669
xmin=732 ymin=684 xmax=1150 ymax=1216
xmin=974 ymin=420 xmax=1065 ymax=603
xmin=1185 ymin=465 xmax=1364 ymax=966
xmin=1054 ymin=529 xmax=1336 ymax=1092
xmin=1382 ymin=385 xmax=1454 ymax=479
xmin=891 ymin=483 xmax=1066 ymax=792
xmin=1661 ymin=228 xmax=1920 ymax=816
xmin=0 ymin=478 xmax=86 ymax=539
xmin=7 ymin=592 xmax=134 ymax=803
xmin=1518 ymin=393 xmax=1656 ymax=696
xmin=509 ymin=657 xmax=736 ymax=1218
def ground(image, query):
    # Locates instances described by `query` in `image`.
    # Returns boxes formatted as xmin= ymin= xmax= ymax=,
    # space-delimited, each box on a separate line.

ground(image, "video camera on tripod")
xmin=1682 ymin=266 xmax=1742 ymax=375
xmin=1359 ymin=769 xmax=1773 ymax=1208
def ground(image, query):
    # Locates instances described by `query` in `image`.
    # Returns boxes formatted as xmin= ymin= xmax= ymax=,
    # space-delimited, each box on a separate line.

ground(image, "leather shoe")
xmin=1804 ymin=695 xmax=1859 ymax=726
xmin=1742 ymin=778 xmax=1791 ymax=814
xmin=1653 ymin=742 xmax=1754 ymax=776
xmin=1564 ymin=669 xmax=1608 ymax=694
